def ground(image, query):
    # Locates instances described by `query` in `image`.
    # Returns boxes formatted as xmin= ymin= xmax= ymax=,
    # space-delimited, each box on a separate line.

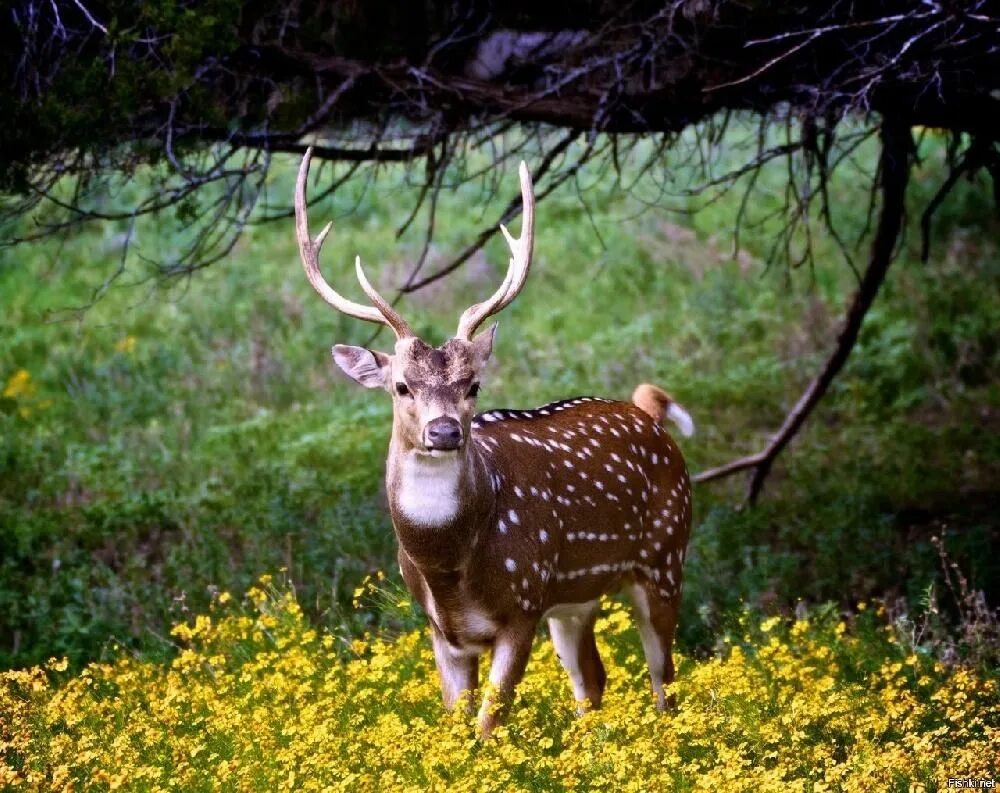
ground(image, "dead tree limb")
xmin=692 ymin=116 xmax=913 ymax=505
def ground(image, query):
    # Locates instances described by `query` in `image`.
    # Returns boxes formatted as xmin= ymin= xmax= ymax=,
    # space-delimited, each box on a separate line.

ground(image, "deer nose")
xmin=424 ymin=417 xmax=464 ymax=451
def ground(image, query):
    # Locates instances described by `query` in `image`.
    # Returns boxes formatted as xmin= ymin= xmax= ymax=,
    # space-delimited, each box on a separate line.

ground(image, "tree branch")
xmin=693 ymin=115 xmax=913 ymax=504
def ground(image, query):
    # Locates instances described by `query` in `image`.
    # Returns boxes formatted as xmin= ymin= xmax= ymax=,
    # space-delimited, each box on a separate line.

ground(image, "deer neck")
xmin=386 ymin=435 xmax=494 ymax=571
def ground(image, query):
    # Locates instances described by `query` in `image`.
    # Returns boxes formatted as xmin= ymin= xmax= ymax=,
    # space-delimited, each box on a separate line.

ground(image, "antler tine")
xmin=295 ymin=147 xmax=413 ymax=339
xmin=456 ymin=160 xmax=535 ymax=340
xmin=353 ymin=256 xmax=414 ymax=339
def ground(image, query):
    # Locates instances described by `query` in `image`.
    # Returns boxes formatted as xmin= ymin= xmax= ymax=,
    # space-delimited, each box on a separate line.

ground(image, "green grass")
xmin=1 ymin=129 xmax=998 ymax=670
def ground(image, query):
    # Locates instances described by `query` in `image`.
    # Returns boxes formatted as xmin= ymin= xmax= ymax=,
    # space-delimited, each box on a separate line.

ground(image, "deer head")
xmin=295 ymin=147 xmax=534 ymax=456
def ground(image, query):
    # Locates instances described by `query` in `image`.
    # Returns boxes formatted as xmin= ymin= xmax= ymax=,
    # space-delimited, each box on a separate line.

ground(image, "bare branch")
xmin=693 ymin=116 xmax=914 ymax=504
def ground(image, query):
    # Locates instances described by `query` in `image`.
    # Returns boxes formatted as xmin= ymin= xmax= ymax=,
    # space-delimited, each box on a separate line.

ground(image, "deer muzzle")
xmin=423 ymin=416 xmax=464 ymax=452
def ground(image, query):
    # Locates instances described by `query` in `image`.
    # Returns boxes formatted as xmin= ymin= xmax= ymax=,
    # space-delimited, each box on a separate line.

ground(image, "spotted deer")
xmin=295 ymin=148 xmax=695 ymax=737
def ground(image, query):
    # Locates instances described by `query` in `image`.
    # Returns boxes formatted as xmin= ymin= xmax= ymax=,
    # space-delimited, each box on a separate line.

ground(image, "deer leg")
xmin=548 ymin=600 xmax=606 ymax=711
xmin=430 ymin=628 xmax=479 ymax=711
xmin=627 ymin=582 xmax=680 ymax=711
xmin=477 ymin=621 xmax=536 ymax=739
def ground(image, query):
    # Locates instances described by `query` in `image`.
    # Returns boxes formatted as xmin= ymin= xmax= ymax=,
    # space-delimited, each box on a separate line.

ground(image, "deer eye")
xmin=395 ymin=383 xmax=411 ymax=397
xmin=467 ymin=383 xmax=480 ymax=399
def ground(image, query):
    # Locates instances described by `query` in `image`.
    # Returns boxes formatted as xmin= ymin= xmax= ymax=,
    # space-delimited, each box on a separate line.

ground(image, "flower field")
xmin=2 ymin=578 xmax=996 ymax=792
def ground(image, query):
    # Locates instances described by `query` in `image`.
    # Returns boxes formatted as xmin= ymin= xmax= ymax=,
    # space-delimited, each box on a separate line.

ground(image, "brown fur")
xmin=632 ymin=383 xmax=675 ymax=423
xmin=387 ymin=393 xmax=693 ymax=736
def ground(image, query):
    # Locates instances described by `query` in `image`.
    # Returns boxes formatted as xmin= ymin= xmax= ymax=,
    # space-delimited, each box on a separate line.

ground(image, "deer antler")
xmin=456 ymin=161 xmax=535 ymax=340
xmin=295 ymin=147 xmax=413 ymax=339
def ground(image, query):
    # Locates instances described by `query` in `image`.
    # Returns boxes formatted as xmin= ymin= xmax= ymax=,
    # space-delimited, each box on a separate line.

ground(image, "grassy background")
xmin=1 ymin=130 xmax=998 ymax=670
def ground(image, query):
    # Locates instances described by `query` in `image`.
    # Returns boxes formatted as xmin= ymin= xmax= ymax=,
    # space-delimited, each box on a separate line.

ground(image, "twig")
xmin=693 ymin=115 xmax=913 ymax=504
xmin=400 ymin=130 xmax=579 ymax=293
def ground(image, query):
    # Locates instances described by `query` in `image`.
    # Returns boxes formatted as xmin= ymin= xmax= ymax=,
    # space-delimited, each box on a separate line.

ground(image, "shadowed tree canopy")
xmin=3 ymin=0 xmax=1000 ymax=499
xmin=4 ymin=0 xmax=1000 ymax=261
xmin=4 ymin=2 xmax=1000 ymax=196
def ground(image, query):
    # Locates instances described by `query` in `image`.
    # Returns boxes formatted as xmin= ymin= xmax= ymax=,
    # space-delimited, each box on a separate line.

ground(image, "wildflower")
xmin=114 ymin=335 xmax=137 ymax=354
xmin=2 ymin=369 xmax=34 ymax=399
xmin=1 ymin=579 xmax=996 ymax=792
xmin=760 ymin=616 xmax=782 ymax=633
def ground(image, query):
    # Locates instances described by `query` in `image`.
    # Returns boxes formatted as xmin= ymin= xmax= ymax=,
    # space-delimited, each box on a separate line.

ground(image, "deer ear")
xmin=332 ymin=345 xmax=391 ymax=389
xmin=470 ymin=322 xmax=498 ymax=366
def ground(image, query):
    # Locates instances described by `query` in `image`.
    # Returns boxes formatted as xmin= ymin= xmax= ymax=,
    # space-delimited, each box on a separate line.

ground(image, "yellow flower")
xmin=3 ymin=578 xmax=998 ymax=792
xmin=114 ymin=335 xmax=137 ymax=354
xmin=3 ymin=369 xmax=34 ymax=399
xmin=760 ymin=616 xmax=782 ymax=633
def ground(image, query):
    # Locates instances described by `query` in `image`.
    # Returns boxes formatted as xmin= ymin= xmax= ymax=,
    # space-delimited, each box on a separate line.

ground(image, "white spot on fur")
xmin=505 ymin=558 xmax=517 ymax=572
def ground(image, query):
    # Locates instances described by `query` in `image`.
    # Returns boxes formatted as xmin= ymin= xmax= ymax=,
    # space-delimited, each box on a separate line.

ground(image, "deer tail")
xmin=632 ymin=383 xmax=695 ymax=437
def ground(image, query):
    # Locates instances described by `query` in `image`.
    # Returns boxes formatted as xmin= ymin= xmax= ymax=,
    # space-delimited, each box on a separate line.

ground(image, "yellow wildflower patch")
xmin=1 ymin=583 xmax=997 ymax=791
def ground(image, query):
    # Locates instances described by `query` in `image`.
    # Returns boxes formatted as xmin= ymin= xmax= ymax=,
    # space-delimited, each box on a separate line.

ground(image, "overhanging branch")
xmin=693 ymin=115 xmax=914 ymax=504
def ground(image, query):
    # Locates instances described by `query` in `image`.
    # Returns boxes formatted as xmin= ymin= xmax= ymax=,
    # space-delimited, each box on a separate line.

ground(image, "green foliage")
xmin=1 ymin=134 xmax=998 ymax=670
xmin=1 ymin=0 xmax=244 ymax=189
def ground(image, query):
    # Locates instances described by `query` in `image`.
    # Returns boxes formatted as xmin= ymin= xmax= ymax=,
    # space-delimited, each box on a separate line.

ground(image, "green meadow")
xmin=1 ymin=131 xmax=998 ymax=674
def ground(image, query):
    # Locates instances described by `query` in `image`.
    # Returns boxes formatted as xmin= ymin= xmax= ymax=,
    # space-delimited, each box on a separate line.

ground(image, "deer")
xmin=294 ymin=148 xmax=695 ymax=738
